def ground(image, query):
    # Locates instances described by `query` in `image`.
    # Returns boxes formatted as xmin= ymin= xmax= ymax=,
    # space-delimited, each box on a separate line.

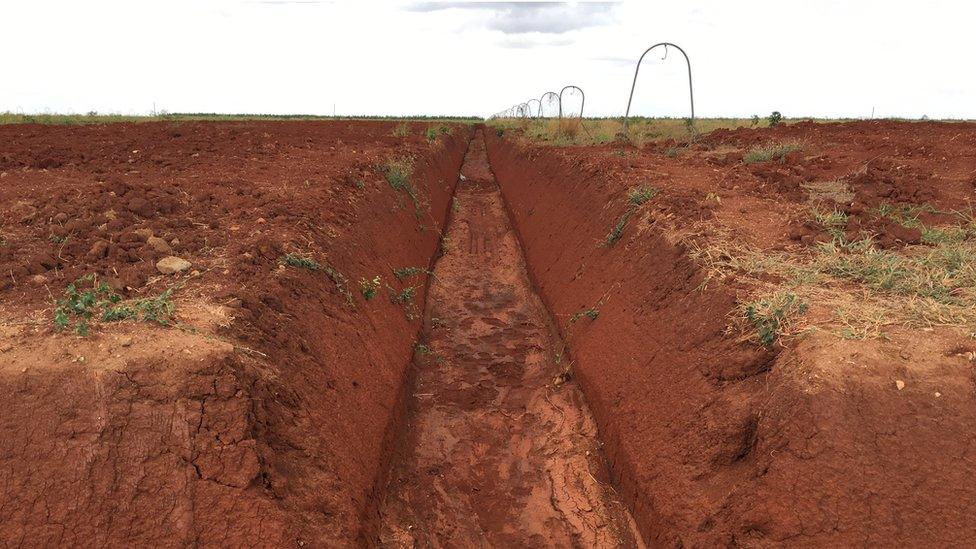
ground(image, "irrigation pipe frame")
xmin=623 ymin=42 xmax=694 ymax=131
xmin=558 ymin=85 xmax=585 ymax=119
xmin=538 ymin=91 xmax=560 ymax=117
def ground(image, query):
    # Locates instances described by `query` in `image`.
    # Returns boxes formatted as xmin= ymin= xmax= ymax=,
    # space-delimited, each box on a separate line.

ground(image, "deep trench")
xmin=373 ymin=130 xmax=645 ymax=547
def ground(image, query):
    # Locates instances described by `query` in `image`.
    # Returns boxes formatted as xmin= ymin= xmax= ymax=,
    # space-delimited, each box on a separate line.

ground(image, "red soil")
xmin=485 ymin=120 xmax=976 ymax=546
xmin=2 ymin=119 xmax=975 ymax=547
xmin=376 ymin=131 xmax=643 ymax=546
xmin=0 ymin=120 xmax=470 ymax=545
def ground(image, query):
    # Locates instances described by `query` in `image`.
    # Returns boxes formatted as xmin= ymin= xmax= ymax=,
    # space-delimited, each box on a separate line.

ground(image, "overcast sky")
xmin=2 ymin=0 xmax=974 ymax=119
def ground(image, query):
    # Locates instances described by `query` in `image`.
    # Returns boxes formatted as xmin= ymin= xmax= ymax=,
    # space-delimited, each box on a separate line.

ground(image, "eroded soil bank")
xmin=0 ymin=121 xmax=471 ymax=546
xmin=373 ymin=130 xmax=643 ymax=547
xmin=485 ymin=125 xmax=976 ymax=547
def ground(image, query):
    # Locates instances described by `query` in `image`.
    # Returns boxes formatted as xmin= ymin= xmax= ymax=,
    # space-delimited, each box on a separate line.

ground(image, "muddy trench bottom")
xmin=376 ymin=132 xmax=644 ymax=548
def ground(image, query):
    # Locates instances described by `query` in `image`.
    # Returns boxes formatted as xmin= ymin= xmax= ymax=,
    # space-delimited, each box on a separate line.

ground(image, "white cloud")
xmin=0 ymin=0 xmax=973 ymax=119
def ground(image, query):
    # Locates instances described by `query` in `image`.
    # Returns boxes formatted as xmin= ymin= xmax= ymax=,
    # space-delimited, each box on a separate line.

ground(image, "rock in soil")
xmin=156 ymin=256 xmax=191 ymax=274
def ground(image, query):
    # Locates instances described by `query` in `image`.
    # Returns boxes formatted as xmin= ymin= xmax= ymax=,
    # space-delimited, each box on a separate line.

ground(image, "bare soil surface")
xmin=2 ymin=119 xmax=975 ymax=547
xmin=486 ymin=120 xmax=976 ymax=547
xmin=0 ymin=120 xmax=470 ymax=546
xmin=376 ymin=131 xmax=643 ymax=547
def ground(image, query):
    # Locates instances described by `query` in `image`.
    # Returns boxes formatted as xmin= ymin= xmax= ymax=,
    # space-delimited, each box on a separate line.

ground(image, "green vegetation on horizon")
xmin=0 ymin=112 xmax=483 ymax=125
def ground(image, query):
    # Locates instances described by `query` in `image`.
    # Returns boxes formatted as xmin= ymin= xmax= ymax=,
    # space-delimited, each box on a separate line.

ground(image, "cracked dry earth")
xmin=376 ymin=131 xmax=645 ymax=548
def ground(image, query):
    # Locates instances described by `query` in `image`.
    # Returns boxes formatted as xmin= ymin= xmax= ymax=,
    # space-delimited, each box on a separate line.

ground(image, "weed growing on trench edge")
xmin=451 ymin=197 xmax=460 ymax=213
xmin=742 ymin=292 xmax=808 ymax=346
xmin=383 ymin=156 xmax=426 ymax=217
xmin=605 ymin=185 xmax=659 ymax=247
xmin=384 ymin=156 xmax=414 ymax=191
xmin=392 ymin=121 xmax=410 ymax=137
xmin=570 ymin=307 xmax=600 ymax=323
xmin=743 ymin=141 xmax=802 ymax=164
xmin=811 ymin=207 xmax=849 ymax=240
xmin=390 ymin=285 xmax=419 ymax=320
xmin=323 ymin=265 xmax=355 ymax=306
xmin=360 ymin=276 xmax=381 ymax=300
xmin=53 ymin=274 xmax=175 ymax=336
xmin=394 ymin=286 xmax=417 ymax=304
xmin=440 ymin=235 xmax=454 ymax=255
xmin=687 ymin=218 xmax=976 ymax=341
xmin=628 ymin=185 xmax=659 ymax=206
xmin=606 ymin=209 xmax=635 ymax=247
xmin=393 ymin=266 xmax=433 ymax=279
xmin=280 ymin=253 xmax=321 ymax=271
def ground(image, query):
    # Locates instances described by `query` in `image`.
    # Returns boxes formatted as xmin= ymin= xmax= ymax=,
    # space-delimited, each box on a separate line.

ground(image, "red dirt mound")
xmin=486 ymin=122 xmax=976 ymax=546
xmin=0 ymin=120 xmax=471 ymax=545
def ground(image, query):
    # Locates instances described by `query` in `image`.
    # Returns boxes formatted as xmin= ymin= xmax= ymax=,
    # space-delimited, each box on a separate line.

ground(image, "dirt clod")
xmin=156 ymin=255 xmax=191 ymax=274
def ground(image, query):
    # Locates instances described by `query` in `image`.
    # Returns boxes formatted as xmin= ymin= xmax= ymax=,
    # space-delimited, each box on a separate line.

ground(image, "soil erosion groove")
xmin=374 ymin=129 xmax=645 ymax=547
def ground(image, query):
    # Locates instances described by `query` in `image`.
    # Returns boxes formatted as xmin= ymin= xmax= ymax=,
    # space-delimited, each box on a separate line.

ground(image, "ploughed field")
xmin=1 ymin=118 xmax=975 ymax=547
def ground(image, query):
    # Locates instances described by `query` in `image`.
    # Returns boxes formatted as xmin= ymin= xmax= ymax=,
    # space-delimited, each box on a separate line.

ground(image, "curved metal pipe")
xmin=539 ymin=91 xmax=559 ymax=117
xmin=623 ymin=42 xmax=694 ymax=131
xmin=559 ymin=85 xmax=585 ymax=118
xmin=525 ymin=99 xmax=541 ymax=119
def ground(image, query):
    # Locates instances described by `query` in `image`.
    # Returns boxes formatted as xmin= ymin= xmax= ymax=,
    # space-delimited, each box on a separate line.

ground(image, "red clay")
xmin=2 ymin=119 xmax=976 ymax=547
xmin=375 ymin=131 xmax=643 ymax=547
xmin=485 ymin=120 xmax=976 ymax=546
xmin=0 ymin=120 xmax=470 ymax=546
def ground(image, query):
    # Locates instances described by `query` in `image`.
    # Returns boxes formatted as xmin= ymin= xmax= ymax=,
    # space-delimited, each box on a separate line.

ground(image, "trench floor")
xmin=376 ymin=131 xmax=644 ymax=547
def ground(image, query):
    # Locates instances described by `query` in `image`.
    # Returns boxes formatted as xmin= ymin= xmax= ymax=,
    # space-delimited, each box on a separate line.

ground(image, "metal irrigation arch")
xmin=623 ymin=42 xmax=694 ymax=131
xmin=539 ymin=91 xmax=560 ymax=117
xmin=559 ymin=85 xmax=585 ymax=119
xmin=525 ymin=99 xmax=542 ymax=118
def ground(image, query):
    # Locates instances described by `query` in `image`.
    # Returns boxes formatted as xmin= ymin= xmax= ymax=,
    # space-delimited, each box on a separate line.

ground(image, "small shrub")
xmin=768 ymin=111 xmax=783 ymax=127
xmin=425 ymin=127 xmax=438 ymax=142
xmin=360 ymin=276 xmax=381 ymax=300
